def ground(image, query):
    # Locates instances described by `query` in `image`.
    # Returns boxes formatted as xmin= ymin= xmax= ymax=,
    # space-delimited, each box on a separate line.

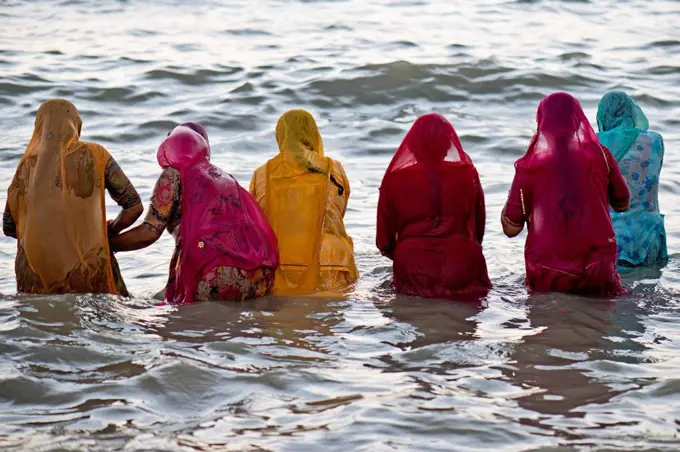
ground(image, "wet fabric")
xmin=5 ymin=99 xmax=130 ymax=295
xmin=249 ymin=109 xmax=358 ymax=295
xmin=195 ymin=267 xmax=275 ymax=301
xmin=156 ymin=125 xmax=279 ymax=304
xmin=377 ymin=113 xmax=491 ymax=300
xmin=597 ymin=91 xmax=649 ymax=162
xmin=596 ymin=92 xmax=667 ymax=267
xmin=503 ymin=92 xmax=629 ymax=297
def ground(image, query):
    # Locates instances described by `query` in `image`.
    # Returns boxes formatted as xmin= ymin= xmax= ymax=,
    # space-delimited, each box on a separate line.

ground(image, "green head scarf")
xmin=596 ymin=91 xmax=649 ymax=162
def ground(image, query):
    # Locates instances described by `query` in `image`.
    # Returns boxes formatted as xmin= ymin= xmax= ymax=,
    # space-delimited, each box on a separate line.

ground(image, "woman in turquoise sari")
xmin=596 ymin=91 xmax=667 ymax=267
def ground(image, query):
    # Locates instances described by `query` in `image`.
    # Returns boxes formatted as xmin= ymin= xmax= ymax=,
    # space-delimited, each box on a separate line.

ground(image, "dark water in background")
xmin=1 ymin=0 xmax=680 ymax=450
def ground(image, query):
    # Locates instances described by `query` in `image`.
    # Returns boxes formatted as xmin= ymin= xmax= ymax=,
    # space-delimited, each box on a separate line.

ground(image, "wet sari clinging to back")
xmin=503 ymin=92 xmax=629 ymax=297
xmin=4 ymin=99 xmax=137 ymax=295
xmin=250 ymin=109 xmax=358 ymax=295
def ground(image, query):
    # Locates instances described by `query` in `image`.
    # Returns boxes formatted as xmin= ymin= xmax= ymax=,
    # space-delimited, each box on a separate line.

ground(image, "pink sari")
xmin=503 ymin=93 xmax=629 ymax=297
xmin=157 ymin=126 xmax=279 ymax=304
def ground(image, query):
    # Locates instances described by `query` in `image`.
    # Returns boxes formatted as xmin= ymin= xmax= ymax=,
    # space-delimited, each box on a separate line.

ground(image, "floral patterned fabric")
xmin=196 ymin=266 xmax=274 ymax=302
xmin=606 ymin=131 xmax=667 ymax=266
xmin=145 ymin=167 xmax=275 ymax=301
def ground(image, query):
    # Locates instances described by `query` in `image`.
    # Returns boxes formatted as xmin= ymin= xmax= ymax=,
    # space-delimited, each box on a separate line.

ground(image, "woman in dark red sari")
xmin=501 ymin=92 xmax=630 ymax=297
xmin=377 ymin=113 xmax=491 ymax=300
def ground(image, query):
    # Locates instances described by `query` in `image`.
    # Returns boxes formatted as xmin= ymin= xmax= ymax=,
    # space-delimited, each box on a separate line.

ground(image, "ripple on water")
xmin=223 ymin=28 xmax=275 ymax=37
xmin=143 ymin=67 xmax=244 ymax=85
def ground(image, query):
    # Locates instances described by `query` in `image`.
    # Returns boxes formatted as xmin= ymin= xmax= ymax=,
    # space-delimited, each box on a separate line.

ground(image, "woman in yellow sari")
xmin=250 ymin=109 xmax=358 ymax=295
xmin=2 ymin=99 xmax=142 ymax=295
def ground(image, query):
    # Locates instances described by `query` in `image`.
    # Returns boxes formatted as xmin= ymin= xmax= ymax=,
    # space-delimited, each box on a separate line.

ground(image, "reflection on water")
xmin=1 ymin=0 xmax=680 ymax=449
xmin=1 ymin=282 xmax=680 ymax=449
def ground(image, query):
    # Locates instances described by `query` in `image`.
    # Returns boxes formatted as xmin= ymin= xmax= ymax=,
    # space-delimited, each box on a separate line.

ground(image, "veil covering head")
xmin=519 ymin=92 xmax=599 ymax=169
xmin=180 ymin=122 xmax=210 ymax=145
xmin=275 ymin=109 xmax=326 ymax=174
xmin=596 ymin=91 xmax=649 ymax=162
xmin=7 ymin=98 xmax=119 ymax=294
xmin=382 ymin=113 xmax=474 ymax=218
xmin=157 ymin=125 xmax=210 ymax=170
xmin=385 ymin=113 xmax=472 ymax=172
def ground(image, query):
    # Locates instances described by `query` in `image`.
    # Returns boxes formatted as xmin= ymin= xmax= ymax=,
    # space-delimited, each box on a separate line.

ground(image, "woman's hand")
xmin=109 ymin=223 xmax=163 ymax=253
xmin=501 ymin=205 xmax=524 ymax=238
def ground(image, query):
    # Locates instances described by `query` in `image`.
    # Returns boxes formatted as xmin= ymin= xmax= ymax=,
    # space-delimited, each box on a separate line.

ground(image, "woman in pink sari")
xmin=501 ymin=92 xmax=630 ymax=297
xmin=110 ymin=123 xmax=279 ymax=303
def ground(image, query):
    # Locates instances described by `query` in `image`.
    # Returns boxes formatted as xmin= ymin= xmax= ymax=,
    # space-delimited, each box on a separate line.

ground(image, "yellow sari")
xmin=7 ymin=99 xmax=121 ymax=295
xmin=250 ymin=110 xmax=358 ymax=295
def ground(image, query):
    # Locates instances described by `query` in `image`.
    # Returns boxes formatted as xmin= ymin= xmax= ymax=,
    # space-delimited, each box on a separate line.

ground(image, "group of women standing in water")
xmin=2 ymin=91 xmax=667 ymax=303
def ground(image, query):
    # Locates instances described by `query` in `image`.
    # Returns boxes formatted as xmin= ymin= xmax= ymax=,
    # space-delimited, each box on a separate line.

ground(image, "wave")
xmin=144 ymin=66 xmax=244 ymax=85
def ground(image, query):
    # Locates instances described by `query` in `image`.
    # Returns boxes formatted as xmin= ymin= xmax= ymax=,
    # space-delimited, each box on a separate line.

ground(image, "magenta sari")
xmin=503 ymin=93 xmax=630 ymax=297
xmin=157 ymin=126 xmax=279 ymax=304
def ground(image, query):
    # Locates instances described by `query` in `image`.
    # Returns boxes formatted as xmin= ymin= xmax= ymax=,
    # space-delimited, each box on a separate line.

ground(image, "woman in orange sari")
xmin=250 ymin=109 xmax=358 ymax=295
xmin=3 ymin=99 xmax=142 ymax=295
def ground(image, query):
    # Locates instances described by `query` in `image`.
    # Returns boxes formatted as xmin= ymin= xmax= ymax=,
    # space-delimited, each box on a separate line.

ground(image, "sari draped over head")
xmin=596 ymin=92 xmax=667 ymax=267
xmin=7 ymin=99 xmax=120 ymax=294
xmin=250 ymin=109 xmax=358 ymax=296
xmin=377 ymin=113 xmax=491 ymax=299
xmin=596 ymin=91 xmax=649 ymax=163
xmin=158 ymin=125 xmax=279 ymax=304
xmin=507 ymin=92 xmax=627 ymax=296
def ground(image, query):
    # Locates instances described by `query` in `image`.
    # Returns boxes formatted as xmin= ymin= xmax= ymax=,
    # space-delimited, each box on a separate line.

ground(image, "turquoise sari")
xmin=596 ymin=91 xmax=667 ymax=267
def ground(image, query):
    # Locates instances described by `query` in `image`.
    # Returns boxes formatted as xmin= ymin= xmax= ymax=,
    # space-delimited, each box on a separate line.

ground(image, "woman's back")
xmin=618 ymin=131 xmax=663 ymax=214
xmin=380 ymin=163 xmax=481 ymax=242
xmin=519 ymin=142 xmax=615 ymax=270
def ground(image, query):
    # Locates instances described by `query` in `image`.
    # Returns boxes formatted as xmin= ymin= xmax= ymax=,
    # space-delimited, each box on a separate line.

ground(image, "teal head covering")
xmin=596 ymin=91 xmax=649 ymax=163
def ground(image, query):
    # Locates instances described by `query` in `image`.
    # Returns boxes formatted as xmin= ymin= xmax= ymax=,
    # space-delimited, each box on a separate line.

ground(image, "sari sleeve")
xmin=474 ymin=170 xmax=486 ymax=245
xmin=376 ymin=180 xmax=396 ymax=260
xmin=603 ymin=145 xmax=630 ymax=209
xmin=104 ymin=156 xmax=142 ymax=210
xmin=2 ymin=200 xmax=16 ymax=238
xmin=143 ymin=167 xmax=181 ymax=234
xmin=4 ymin=159 xmax=28 ymax=238
xmin=503 ymin=168 xmax=528 ymax=227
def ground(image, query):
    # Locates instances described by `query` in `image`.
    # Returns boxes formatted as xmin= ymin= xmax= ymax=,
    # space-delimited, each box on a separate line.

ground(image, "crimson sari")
xmin=503 ymin=92 xmax=630 ymax=297
xmin=377 ymin=113 xmax=491 ymax=300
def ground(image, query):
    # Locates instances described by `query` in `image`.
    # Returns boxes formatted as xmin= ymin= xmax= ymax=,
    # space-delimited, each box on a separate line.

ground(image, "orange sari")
xmin=6 ymin=99 xmax=121 ymax=295
xmin=250 ymin=110 xmax=358 ymax=295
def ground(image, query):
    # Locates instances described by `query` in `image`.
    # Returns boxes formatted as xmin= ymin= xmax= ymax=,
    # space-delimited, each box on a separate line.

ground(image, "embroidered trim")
xmin=599 ymin=144 xmax=610 ymax=173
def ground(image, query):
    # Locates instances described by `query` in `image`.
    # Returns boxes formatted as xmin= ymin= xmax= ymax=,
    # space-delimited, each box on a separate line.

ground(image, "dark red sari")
xmin=503 ymin=92 xmax=630 ymax=297
xmin=377 ymin=113 xmax=491 ymax=300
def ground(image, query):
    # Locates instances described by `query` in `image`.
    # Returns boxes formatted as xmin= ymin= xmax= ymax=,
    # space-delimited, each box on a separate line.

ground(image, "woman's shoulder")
xmin=640 ymin=130 xmax=664 ymax=144
xmin=156 ymin=167 xmax=181 ymax=192
xmin=77 ymin=140 xmax=109 ymax=156
xmin=327 ymin=156 xmax=346 ymax=173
